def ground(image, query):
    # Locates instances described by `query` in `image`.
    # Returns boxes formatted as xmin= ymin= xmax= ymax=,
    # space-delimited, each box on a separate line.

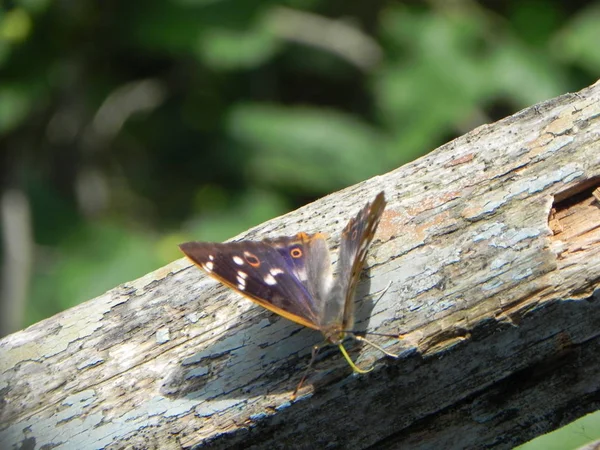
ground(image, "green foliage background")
xmin=0 ymin=0 xmax=599 ymax=446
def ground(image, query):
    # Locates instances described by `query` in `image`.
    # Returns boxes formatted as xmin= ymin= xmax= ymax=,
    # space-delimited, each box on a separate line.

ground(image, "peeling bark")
xmin=1 ymin=81 xmax=600 ymax=450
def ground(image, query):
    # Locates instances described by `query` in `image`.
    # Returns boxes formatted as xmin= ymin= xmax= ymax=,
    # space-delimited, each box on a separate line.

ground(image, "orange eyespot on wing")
xmin=243 ymin=251 xmax=261 ymax=267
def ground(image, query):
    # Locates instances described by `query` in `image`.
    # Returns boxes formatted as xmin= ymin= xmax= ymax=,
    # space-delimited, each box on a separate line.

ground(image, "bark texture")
xmin=1 ymin=81 xmax=600 ymax=450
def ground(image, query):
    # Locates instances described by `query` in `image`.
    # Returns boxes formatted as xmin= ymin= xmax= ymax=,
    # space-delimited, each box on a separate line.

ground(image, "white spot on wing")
xmin=237 ymin=271 xmax=248 ymax=279
xmin=209 ymin=255 xmax=215 ymax=261
xmin=237 ymin=275 xmax=246 ymax=290
xmin=205 ymin=262 xmax=214 ymax=272
xmin=264 ymin=274 xmax=277 ymax=285
xmin=233 ymin=256 xmax=244 ymax=265
xmin=270 ymin=268 xmax=284 ymax=276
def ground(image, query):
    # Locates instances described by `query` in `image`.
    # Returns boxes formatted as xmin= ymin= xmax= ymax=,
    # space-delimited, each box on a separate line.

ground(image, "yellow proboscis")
xmin=338 ymin=343 xmax=373 ymax=374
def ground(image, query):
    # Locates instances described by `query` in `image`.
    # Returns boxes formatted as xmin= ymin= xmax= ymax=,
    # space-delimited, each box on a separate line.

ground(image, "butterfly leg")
xmin=291 ymin=344 xmax=324 ymax=400
xmin=354 ymin=335 xmax=399 ymax=358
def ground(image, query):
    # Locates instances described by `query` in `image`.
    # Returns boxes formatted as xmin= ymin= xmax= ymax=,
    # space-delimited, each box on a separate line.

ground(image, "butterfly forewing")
xmin=335 ymin=192 xmax=386 ymax=331
xmin=180 ymin=237 xmax=326 ymax=329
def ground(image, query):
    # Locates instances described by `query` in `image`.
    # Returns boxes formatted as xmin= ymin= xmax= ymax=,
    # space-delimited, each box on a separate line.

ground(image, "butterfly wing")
xmin=334 ymin=192 xmax=386 ymax=331
xmin=266 ymin=232 xmax=334 ymax=310
xmin=180 ymin=235 xmax=328 ymax=330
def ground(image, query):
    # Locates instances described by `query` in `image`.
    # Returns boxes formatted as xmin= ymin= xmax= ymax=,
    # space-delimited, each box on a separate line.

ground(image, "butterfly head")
xmin=321 ymin=324 xmax=347 ymax=345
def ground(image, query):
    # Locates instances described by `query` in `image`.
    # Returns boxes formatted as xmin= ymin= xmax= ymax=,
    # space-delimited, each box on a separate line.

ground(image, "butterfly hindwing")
xmin=180 ymin=237 xmax=325 ymax=329
xmin=336 ymin=192 xmax=386 ymax=331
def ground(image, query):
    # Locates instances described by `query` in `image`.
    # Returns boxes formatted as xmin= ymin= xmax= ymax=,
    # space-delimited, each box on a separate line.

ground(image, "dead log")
xmin=1 ymin=80 xmax=600 ymax=450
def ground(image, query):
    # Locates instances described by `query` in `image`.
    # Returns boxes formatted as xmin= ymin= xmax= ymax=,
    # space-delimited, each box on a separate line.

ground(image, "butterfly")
xmin=179 ymin=191 xmax=397 ymax=394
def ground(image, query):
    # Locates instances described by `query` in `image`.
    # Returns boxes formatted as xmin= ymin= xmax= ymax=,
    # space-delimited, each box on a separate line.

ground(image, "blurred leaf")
xmin=197 ymin=24 xmax=280 ymax=69
xmin=0 ymin=8 xmax=32 ymax=43
xmin=376 ymin=7 xmax=489 ymax=157
xmin=228 ymin=104 xmax=389 ymax=192
xmin=488 ymin=41 xmax=566 ymax=106
xmin=128 ymin=0 xmax=273 ymax=53
xmin=553 ymin=3 xmax=600 ymax=73
xmin=0 ymin=85 xmax=32 ymax=134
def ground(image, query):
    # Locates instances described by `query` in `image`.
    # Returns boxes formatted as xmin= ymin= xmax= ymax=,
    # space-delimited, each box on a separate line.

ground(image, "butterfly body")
xmin=180 ymin=192 xmax=387 ymax=374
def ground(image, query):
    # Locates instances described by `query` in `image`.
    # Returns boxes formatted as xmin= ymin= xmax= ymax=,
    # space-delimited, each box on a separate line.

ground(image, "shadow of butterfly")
xmin=180 ymin=191 xmax=397 ymax=396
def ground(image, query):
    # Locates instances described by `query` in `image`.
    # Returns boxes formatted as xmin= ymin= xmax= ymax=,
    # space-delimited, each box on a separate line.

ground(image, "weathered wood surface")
xmin=1 ymin=81 xmax=600 ymax=450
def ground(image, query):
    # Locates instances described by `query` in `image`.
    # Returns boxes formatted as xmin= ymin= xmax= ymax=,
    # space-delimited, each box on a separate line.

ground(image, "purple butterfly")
xmin=180 ymin=192 xmax=397 ymax=395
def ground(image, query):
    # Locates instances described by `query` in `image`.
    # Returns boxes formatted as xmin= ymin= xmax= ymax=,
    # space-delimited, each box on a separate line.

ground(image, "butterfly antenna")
xmin=369 ymin=280 xmax=393 ymax=306
xmin=346 ymin=329 xmax=401 ymax=339
xmin=354 ymin=335 xmax=399 ymax=358
xmin=338 ymin=343 xmax=373 ymax=374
